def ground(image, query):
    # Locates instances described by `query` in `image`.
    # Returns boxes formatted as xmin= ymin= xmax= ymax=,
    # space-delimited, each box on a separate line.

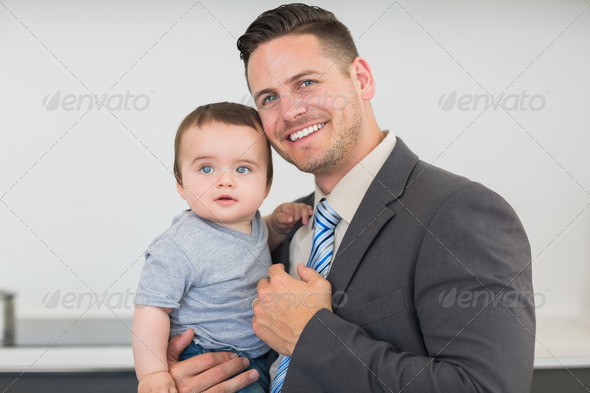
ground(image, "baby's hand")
xmin=269 ymin=202 xmax=313 ymax=235
xmin=138 ymin=370 xmax=177 ymax=393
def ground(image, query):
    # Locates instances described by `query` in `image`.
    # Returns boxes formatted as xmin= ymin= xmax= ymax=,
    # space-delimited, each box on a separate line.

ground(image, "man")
xmin=159 ymin=4 xmax=535 ymax=393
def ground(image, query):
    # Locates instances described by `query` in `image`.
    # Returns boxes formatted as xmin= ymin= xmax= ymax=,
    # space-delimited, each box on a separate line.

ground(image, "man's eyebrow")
xmin=286 ymin=71 xmax=321 ymax=84
xmin=253 ymin=88 xmax=275 ymax=103
xmin=252 ymin=71 xmax=321 ymax=102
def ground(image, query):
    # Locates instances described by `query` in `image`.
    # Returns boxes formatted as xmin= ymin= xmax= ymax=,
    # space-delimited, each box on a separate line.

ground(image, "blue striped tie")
xmin=270 ymin=199 xmax=341 ymax=393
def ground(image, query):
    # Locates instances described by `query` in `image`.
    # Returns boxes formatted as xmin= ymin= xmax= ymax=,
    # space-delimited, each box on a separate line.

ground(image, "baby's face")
xmin=176 ymin=122 xmax=270 ymax=234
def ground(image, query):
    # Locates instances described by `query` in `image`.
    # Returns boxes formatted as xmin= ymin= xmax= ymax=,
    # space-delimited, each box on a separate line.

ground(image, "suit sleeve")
xmin=285 ymin=185 xmax=535 ymax=393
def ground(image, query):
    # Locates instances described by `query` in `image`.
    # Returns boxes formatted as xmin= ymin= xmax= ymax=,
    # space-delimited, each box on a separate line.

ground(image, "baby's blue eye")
xmin=302 ymin=80 xmax=315 ymax=87
xmin=199 ymin=165 xmax=213 ymax=174
xmin=236 ymin=166 xmax=251 ymax=174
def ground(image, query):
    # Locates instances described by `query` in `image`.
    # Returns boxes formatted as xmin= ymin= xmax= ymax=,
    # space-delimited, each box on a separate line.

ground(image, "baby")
xmin=132 ymin=102 xmax=311 ymax=393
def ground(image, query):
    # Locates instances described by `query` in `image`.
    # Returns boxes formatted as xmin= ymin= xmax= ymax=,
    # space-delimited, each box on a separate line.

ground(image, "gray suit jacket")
xmin=272 ymin=138 xmax=535 ymax=392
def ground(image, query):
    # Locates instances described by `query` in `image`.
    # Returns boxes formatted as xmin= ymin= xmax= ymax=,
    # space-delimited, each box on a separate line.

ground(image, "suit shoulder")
xmin=406 ymin=160 xmax=498 ymax=202
xmin=400 ymin=160 xmax=521 ymax=226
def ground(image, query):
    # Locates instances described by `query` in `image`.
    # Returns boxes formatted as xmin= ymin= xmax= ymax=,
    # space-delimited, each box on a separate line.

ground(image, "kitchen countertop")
xmin=1 ymin=316 xmax=589 ymax=372
xmin=1 ymin=317 xmax=134 ymax=372
xmin=0 ymin=346 xmax=133 ymax=372
xmin=533 ymin=315 xmax=590 ymax=369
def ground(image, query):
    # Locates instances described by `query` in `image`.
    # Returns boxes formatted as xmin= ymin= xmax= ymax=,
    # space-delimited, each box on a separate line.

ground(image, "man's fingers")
xmin=297 ymin=263 xmax=322 ymax=283
xmin=179 ymin=351 xmax=237 ymax=376
xmin=205 ymin=368 xmax=259 ymax=393
xmin=167 ymin=329 xmax=194 ymax=362
xmin=297 ymin=264 xmax=332 ymax=298
xmin=193 ymin=356 xmax=253 ymax=392
xmin=269 ymin=263 xmax=286 ymax=275
xmin=198 ymin=356 xmax=249 ymax=384
xmin=256 ymin=277 xmax=270 ymax=292
xmin=171 ymin=353 xmax=252 ymax=393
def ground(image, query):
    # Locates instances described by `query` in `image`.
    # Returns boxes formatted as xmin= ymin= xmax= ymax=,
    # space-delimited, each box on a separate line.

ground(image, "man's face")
xmin=247 ymin=34 xmax=364 ymax=176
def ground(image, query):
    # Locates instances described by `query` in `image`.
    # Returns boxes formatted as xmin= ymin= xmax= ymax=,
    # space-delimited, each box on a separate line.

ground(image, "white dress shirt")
xmin=289 ymin=130 xmax=397 ymax=278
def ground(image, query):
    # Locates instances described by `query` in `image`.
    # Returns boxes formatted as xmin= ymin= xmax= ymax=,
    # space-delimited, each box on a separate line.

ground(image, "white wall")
xmin=1 ymin=0 xmax=588 ymax=321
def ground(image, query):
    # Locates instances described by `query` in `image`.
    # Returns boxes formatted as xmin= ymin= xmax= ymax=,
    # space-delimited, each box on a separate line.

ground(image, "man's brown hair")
xmin=174 ymin=102 xmax=273 ymax=187
xmin=237 ymin=3 xmax=359 ymax=77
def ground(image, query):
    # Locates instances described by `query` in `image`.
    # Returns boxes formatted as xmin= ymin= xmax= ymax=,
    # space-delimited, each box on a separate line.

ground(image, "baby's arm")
xmin=132 ymin=305 xmax=176 ymax=393
xmin=264 ymin=202 xmax=313 ymax=251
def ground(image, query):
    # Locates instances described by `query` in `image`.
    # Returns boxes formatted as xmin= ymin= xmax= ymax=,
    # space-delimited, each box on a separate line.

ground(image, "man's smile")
xmin=287 ymin=121 xmax=327 ymax=142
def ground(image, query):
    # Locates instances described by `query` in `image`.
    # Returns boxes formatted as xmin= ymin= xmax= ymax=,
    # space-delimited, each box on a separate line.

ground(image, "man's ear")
xmin=176 ymin=180 xmax=186 ymax=200
xmin=351 ymin=57 xmax=375 ymax=101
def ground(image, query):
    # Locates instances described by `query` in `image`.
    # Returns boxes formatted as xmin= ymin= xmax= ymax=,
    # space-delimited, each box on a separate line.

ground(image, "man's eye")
xmin=236 ymin=166 xmax=251 ymax=174
xmin=301 ymin=80 xmax=315 ymax=88
xmin=262 ymin=94 xmax=278 ymax=106
xmin=199 ymin=165 xmax=214 ymax=174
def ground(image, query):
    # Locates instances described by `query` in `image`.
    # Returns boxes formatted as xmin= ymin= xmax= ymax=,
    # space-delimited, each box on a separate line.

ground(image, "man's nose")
xmin=282 ymin=92 xmax=307 ymax=120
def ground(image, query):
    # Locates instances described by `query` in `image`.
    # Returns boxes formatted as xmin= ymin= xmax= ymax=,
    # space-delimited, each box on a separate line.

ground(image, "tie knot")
xmin=315 ymin=199 xmax=341 ymax=231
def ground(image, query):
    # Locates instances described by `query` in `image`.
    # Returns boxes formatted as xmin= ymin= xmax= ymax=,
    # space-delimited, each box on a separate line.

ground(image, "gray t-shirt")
xmin=135 ymin=210 xmax=271 ymax=358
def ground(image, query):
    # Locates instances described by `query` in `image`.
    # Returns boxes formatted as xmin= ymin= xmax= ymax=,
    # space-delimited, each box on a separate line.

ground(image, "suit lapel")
xmin=327 ymin=138 xmax=419 ymax=300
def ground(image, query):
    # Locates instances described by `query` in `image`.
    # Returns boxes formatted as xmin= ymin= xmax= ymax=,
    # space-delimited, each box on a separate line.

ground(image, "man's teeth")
xmin=289 ymin=122 xmax=325 ymax=142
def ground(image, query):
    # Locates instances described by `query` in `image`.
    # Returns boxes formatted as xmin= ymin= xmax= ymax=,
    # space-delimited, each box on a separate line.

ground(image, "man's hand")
xmin=160 ymin=329 xmax=259 ymax=393
xmin=252 ymin=264 xmax=332 ymax=356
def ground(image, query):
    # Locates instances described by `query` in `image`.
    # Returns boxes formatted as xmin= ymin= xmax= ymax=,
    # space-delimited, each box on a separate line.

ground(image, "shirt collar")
xmin=314 ymin=130 xmax=397 ymax=223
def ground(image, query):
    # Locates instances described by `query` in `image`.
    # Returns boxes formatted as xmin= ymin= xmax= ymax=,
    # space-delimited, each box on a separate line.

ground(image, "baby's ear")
xmin=264 ymin=182 xmax=271 ymax=199
xmin=176 ymin=180 xmax=186 ymax=200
